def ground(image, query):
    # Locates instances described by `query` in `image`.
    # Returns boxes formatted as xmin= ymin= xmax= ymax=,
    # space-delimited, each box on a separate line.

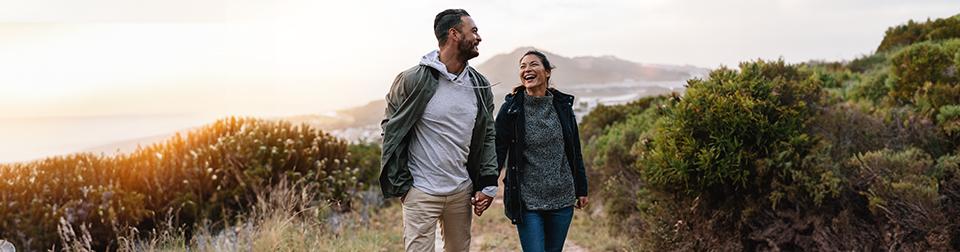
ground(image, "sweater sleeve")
xmin=477 ymin=75 xmax=501 ymax=190
xmin=569 ymin=104 xmax=588 ymax=197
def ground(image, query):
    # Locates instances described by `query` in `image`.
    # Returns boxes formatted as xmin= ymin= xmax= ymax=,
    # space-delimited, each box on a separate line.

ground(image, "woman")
xmin=495 ymin=50 xmax=589 ymax=252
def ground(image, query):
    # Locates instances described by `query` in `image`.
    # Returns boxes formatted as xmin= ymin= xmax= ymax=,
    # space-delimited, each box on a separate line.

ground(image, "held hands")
xmin=471 ymin=191 xmax=493 ymax=216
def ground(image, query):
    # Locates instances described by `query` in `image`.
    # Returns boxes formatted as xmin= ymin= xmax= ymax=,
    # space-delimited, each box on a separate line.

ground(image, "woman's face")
xmin=519 ymin=54 xmax=551 ymax=90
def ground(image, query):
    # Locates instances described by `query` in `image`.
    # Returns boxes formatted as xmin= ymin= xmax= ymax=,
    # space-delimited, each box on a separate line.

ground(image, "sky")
xmin=1 ymin=0 xmax=959 ymax=119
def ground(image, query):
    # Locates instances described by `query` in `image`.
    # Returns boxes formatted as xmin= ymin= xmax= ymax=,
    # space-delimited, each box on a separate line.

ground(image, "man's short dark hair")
xmin=434 ymin=9 xmax=470 ymax=47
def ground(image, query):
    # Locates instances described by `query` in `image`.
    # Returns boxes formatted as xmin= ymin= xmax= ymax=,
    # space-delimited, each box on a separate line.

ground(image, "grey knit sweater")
xmin=520 ymin=91 xmax=577 ymax=211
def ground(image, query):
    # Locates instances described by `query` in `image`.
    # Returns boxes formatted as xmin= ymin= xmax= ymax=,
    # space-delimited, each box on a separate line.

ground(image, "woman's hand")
xmin=472 ymin=191 xmax=493 ymax=216
xmin=575 ymin=196 xmax=589 ymax=209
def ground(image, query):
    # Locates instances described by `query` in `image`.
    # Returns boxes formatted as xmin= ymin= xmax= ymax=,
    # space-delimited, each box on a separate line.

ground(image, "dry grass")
xmin=470 ymin=204 xmax=521 ymax=251
xmin=52 ymin=179 xmax=405 ymax=252
xmin=55 ymin=177 xmax=636 ymax=252
xmin=567 ymin=208 xmax=635 ymax=252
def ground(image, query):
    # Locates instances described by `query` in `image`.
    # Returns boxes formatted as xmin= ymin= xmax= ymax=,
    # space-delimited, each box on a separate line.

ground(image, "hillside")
xmin=285 ymin=100 xmax=386 ymax=132
xmin=579 ymin=14 xmax=960 ymax=251
xmin=476 ymin=47 xmax=707 ymax=112
xmin=475 ymin=46 xmax=706 ymax=89
xmin=285 ymin=47 xmax=708 ymax=142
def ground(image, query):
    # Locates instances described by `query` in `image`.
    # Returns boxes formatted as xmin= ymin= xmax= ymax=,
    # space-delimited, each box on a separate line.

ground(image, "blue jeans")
xmin=516 ymin=206 xmax=574 ymax=252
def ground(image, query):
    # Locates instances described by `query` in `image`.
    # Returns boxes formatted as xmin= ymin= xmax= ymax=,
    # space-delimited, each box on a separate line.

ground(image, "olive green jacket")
xmin=379 ymin=64 xmax=499 ymax=199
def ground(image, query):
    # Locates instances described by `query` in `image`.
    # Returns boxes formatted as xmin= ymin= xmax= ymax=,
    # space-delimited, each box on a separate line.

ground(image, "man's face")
xmin=455 ymin=16 xmax=481 ymax=61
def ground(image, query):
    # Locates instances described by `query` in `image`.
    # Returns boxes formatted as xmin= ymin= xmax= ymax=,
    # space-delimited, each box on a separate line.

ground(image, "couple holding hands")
xmin=380 ymin=9 xmax=588 ymax=252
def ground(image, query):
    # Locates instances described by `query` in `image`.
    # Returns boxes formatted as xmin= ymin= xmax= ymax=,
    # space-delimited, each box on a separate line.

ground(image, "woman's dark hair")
xmin=521 ymin=50 xmax=555 ymax=72
xmin=434 ymin=9 xmax=470 ymax=47
xmin=512 ymin=50 xmax=556 ymax=94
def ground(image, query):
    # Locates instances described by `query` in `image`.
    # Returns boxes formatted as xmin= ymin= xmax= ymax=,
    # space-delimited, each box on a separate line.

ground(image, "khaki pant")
xmin=402 ymin=186 xmax=473 ymax=252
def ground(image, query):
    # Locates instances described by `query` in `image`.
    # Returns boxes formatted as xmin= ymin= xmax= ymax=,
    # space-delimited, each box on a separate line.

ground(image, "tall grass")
xmin=0 ymin=117 xmax=364 ymax=251
xmin=50 ymin=178 xmax=406 ymax=252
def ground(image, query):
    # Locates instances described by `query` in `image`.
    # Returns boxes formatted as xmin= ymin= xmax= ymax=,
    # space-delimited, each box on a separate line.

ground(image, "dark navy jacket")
xmin=495 ymin=86 xmax=588 ymax=224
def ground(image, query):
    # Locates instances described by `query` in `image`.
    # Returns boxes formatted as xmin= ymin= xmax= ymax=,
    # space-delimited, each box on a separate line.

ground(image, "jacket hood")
xmin=419 ymin=50 xmax=470 ymax=86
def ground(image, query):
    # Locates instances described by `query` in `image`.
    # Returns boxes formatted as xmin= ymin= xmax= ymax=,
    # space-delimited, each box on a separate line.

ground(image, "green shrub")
xmin=579 ymin=96 xmax=662 ymax=144
xmin=938 ymin=105 xmax=960 ymax=137
xmin=850 ymin=70 xmax=893 ymax=104
xmin=877 ymin=14 xmax=960 ymax=53
xmin=761 ymin=139 xmax=842 ymax=208
xmin=847 ymin=148 xmax=938 ymax=215
xmin=0 ymin=153 xmax=154 ymax=251
xmin=638 ymin=59 xmax=823 ymax=197
xmin=847 ymin=51 xmax=894 ymax=73
xmin=915 ymin=82 xmax=960 ymax=117
xmin=0 ymin=117 xmax=357 ymax=251
xmin=583 ymin=100 xmax=663 ymax=177
xmin=580 ymin=96 xmax=667 ymax=216
xmin=346 ymin=141 xmax=382 ymax=190
xmin=809 ymin=63 xmax=858 ymax=89
xmin=888 ymin=41 xmax=955 ymax=104
xmin=577 ymin=13 xmax=960 ymax=250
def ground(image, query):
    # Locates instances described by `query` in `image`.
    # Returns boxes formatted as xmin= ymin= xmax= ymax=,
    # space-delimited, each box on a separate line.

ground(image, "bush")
xmin=580 ymin=97 xmax=666 ymax=236
xmin=851 ymin=70 xmax=893 ymax=105
xmin=579 ymin=96 xmax=667 ymax=216
xmin=346 ymin=141 xmax=382 ymax=190
xmin=888 ymin=41 xmax=955 ymax=105
xmin=579 ymin=96 xmax=662 ymax=144
xmin=939 ymin=105 xmax=960 ymax=137
xmin=808 ymin=62 xmax=859 ymax=89
xmin=582 ymin=97 xmax=665 ymax=177
xmin=847 ymin=51 xmax=893 ymax=73
xmin=577 ymin=13 xmax=960 ymax=250
xmin=638 ymin=59 xmax=823 ymax=198
xmin=915 ymin=82 xmax=960 ymax=118
xmin=876 ymin=14 xmax=960 ymax=53
xmin=848 ymin=148 xmax=939 ymax=215
xmin=0 ymin=117 xmax=359 ymax=251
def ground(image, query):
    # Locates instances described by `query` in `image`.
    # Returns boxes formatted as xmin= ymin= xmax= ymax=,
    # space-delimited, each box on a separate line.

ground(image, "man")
xmin=379 ymin=9 xmax=499 ymax=252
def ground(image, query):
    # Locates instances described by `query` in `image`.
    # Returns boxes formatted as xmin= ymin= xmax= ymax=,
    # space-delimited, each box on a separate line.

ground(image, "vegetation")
xmin=876 ymin=14 xmax=960 ymax=53
xmin=0 ymin=117 xmax=369 ymax=251
xmin=6 ymin=12 xmax=960 ymax=252
xmin=580 ymin=14 xmax=960 ymax=250
xmin=346 ymin=141 xmax=382 ymax=191
xmin=58 ymin=177 xmax=405 ymax=252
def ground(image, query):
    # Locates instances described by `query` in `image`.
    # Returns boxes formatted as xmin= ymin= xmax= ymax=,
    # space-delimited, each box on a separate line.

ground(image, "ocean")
xmin=0 ymin=114 xmax=223 ymax=164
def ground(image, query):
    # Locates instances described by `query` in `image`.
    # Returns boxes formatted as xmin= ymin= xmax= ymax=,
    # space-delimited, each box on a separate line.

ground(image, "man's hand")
xmin=472 ymin=191 xmax=493 ymax=216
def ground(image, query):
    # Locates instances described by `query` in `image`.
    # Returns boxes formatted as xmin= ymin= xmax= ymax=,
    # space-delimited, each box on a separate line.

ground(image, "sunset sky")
xmin=1 ymin=0 xmax=959 ymax=119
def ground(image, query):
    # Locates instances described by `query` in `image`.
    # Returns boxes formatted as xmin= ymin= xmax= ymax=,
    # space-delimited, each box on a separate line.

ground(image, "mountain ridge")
xmin=287 ymin=47 xmax=708 ymax=142
xmin=475 ymin=46 xmax=707 ymax=87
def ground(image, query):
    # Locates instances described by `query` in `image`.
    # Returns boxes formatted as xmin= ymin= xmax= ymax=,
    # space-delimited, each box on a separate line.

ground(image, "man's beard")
xmin=456 ymin=34 xmax=479 ymax=63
